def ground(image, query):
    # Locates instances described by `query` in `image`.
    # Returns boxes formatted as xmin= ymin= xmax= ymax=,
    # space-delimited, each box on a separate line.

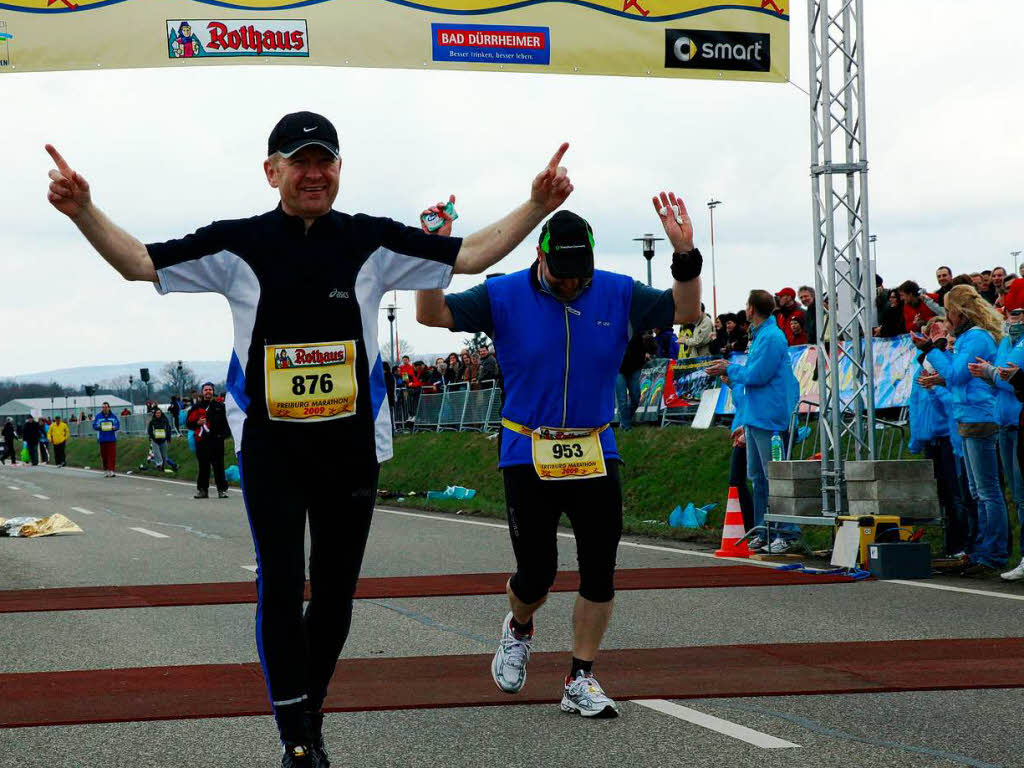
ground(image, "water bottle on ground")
xmin=770 ymin=432 xmax=783 ymax=462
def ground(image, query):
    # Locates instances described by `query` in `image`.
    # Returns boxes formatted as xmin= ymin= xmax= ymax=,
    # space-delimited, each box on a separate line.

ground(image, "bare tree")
xmin=161 ymin=362 xmax=198 ymax=398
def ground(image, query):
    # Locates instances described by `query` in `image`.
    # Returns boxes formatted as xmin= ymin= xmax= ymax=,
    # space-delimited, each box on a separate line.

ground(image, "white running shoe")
xmin=762 ymin=538 xmax=793 ymax=554
xmin=746 ymin=536 xmax=765 ymax=551
xmin=560 ymin=671 xmax=619 ymax=718
xmin=1001 ymin=561 xmax=1024 ymax=582
xmin=491 ymin=611 xmax=532 ymax=694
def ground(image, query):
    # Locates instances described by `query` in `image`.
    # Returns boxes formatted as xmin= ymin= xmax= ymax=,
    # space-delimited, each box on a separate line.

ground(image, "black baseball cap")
xmin=267 ymin=111 xmax=340 ymax=158
xmin=538 ymin=211 xmax=595 ymax=279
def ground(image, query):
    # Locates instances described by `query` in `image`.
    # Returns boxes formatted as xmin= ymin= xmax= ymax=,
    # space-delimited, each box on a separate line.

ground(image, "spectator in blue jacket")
xmin=707 ymin=289 xmax=800 ymax=553
xmin=914 ymin=285 xmax=1007 ymax=574
xmin=92 ymin=402 xmax=120 ymax=478
xmin=909 ymin=321 xmax=969 ymax=556
xmin=654 ymin=327 xmax=680 ymax=360
xmin=967 ymin=307 xmax=1024 ymax=554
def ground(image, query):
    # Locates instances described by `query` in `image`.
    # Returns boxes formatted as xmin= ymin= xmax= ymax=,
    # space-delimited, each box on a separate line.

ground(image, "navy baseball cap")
xmin=268 ymin=111 xmax=340 ymax=159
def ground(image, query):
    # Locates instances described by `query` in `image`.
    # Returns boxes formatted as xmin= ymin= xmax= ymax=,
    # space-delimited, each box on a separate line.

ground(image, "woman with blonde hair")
xmin=913 ymin=284 xmax=1007 ymax=574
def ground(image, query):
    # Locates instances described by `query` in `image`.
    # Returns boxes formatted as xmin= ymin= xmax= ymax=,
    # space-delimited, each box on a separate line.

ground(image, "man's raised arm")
xmin=652 ymin=191 xmax=702 ymax=325
xmin=45 ymin=144 xmax=156 ymax=282
xmin=451 ymin=142 xmax=573 ymax=275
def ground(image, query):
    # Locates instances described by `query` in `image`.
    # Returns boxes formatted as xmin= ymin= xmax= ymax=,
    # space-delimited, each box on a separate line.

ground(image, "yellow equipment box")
xmin=834 ymin=515 xmax=910 ymax=569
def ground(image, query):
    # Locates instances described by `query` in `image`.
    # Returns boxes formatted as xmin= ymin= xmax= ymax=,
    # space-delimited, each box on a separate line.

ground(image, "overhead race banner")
xmin=0 ymin=0 xmax=789 ymax=81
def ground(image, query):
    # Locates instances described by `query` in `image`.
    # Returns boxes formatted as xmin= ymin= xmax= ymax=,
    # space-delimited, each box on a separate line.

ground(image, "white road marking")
xmin=32 ymin=493 xmax=50 ymax=500
xmin=129 ymin=527 xmax=169 ymax=539
xmin=887 ymin=579 xmax=1024 ymax=602
xmin=376 ymin=508 xmax=1024 ymax=601
xmin=70 ymin=506 xmax=94 ymax=515
xmin=378 ymin=507 xmax=755 ymax=565
xmin=7 ymin=486 xmax=20 ymax=491
xmin=632 ymin=699 xmax=800 ymax=749
xmin=241 ymin=565 xmax=258 ymax=573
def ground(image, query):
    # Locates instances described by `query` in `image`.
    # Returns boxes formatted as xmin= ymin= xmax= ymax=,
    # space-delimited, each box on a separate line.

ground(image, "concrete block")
xmin=847 ymin=499 xmax=941 ymax=519
xmin=768 ymin=479 xmax=823 ymax=498
xmin=767 ymin=461 xmax=822 ymax=481
xmin=845 ymin=461 xmax=933 ymax=482
xmin=846 ymin=481 xmax=939 ymax=501
xmin=767 ymin=496 xmax=826 ymax=517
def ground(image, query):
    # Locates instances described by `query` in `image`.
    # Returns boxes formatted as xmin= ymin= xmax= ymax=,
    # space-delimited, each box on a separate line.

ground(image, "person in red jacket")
xmin=788 ymin=315 xmax=809 ymax=346
xmin=773 ymin=287 xmax=806 ymax=345
xmin=898 ymin=280 xmax=937 ymax=333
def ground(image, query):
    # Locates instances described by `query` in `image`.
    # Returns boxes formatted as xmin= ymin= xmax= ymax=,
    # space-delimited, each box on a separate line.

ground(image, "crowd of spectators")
xmin=383 ymin=344 xmax=503 ymax=423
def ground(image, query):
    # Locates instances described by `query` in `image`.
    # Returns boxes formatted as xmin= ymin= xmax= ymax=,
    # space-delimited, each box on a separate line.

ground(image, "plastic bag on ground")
xmin=668 ymin=502 xmax=717 ymax=528
xmin=0 ymin=514 xmax=83 ymax=537
xmin=426 ymin=485 xmax=477 ymax=501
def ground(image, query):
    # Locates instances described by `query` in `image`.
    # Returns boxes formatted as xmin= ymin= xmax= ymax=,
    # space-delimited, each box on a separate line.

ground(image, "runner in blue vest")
xmin=416 ymin=191 xmax=702 ymax=717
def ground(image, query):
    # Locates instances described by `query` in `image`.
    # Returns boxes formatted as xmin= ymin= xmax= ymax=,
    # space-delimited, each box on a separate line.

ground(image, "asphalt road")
xmin=1 ymin=462 xmax=1022 ymax=768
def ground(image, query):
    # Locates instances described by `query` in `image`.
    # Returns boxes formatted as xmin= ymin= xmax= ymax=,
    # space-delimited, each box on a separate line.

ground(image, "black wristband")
xmin=671 ymin=248 xmax=703 ymax=282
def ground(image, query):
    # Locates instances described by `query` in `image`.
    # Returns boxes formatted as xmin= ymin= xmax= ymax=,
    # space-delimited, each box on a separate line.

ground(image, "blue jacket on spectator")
xmin=908 ymin=361 xmax=951 ymax=454
xmin=991 ymin=336 xmax=1024 ymax=427
xmin=655 ymin=328 xmax=679 ymax=360
xmin=726 ymin=318 xmax=798 ymax=432
xmin=926 ymin=327 xmax=998 ymax=424
xmin=92 ymin=413 xmax=120 ymax=443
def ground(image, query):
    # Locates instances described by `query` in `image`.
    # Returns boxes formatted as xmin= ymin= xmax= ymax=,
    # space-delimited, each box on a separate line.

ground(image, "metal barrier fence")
xmin=410 ymin=383 xmax=502 ymax=432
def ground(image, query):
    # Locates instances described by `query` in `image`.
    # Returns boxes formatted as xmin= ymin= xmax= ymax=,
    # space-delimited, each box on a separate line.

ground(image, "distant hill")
xmin=6 ymin=361 xmax=229 ymax=388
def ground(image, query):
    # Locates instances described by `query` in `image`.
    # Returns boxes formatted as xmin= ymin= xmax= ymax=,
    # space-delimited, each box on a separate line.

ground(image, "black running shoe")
xmin=194 ymin=490 xmax=208 ymax=499
xmin=281 ymin=743 xmax=314 ymax=767
xmin=311 ymin=738 xmax=331 ymax=768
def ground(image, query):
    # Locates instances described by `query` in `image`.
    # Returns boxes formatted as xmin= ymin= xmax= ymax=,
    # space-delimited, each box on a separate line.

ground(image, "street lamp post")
xmin=1012 ymin=250 xmax=1021 ymax=276
xmin=177 ymin=360 xmax=184 ymax=400
xmin=385 ymin=304 xmax=398 ymax=363
xmin=869 ymin=234 xmax=878 ymax=263
xmin=633 ymin=233 xmax=664 ymax=287
xmin=707 ymin=199 xmax=722 ymax=318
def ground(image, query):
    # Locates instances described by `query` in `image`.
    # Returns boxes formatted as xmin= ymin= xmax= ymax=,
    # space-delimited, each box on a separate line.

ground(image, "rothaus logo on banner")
xmin=665 ymin=29 xmax=769 ymax=72
xmin=166 ymin=19 xmax=309 ymax=59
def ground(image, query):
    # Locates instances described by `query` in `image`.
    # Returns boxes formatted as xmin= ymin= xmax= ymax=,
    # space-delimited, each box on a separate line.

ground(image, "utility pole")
xmin=707 ymin=199 xmax=722 ymax=318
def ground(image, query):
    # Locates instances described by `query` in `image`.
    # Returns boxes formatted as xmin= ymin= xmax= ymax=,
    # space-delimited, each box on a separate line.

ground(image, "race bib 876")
xmin=264 ymin=341 xmax=358 ymax=422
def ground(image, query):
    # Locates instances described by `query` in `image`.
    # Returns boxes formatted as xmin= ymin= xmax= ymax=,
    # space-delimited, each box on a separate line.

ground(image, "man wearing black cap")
xmin=44 ymin=115 xmax=573 ymax=767
xmin=416 ymin=191 xmax=703 ymax=718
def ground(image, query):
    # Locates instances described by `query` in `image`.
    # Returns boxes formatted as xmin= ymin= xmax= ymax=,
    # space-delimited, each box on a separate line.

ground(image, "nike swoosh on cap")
xmin=303 ymin=126 xmax=317 ymax=133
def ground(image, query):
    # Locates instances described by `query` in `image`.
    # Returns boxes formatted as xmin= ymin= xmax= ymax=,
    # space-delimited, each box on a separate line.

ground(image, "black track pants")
xmin=238 ymin=431 xmax=380 ymax=741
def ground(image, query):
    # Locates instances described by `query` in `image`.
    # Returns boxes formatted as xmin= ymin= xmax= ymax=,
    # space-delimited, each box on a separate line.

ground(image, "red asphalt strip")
xmin=0 ymin=566 xmax=859 ymax=613
xmin=2 ymin=638 xmax=1022 ymax=729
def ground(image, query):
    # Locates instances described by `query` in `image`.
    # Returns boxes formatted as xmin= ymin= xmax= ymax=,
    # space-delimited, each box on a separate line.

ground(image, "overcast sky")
xmin=3 ymin=1 xmax=1022 ymax=379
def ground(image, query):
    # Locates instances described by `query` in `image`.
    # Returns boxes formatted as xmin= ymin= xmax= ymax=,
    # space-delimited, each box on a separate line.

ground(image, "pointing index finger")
xmin=45 ymin=143 xmax=71 ymax=174
xmin=546 ymin=142 xmax=569 ymax=171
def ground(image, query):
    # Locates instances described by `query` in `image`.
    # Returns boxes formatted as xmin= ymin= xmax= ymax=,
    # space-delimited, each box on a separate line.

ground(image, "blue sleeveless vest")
xmin=487 ymin=265 xmax=634 ymax=468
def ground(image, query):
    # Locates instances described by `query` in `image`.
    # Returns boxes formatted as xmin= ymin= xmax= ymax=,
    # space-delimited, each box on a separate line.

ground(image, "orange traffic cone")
xmin=715 ymin=486 xmax=751 ymax=558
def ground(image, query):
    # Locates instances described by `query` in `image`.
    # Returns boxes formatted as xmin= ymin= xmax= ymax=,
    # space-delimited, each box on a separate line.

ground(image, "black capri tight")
xmin=502 ymin=461 xmax=623 ymax=604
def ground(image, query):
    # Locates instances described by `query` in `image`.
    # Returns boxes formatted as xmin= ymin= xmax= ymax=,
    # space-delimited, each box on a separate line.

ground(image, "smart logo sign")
xmin=431 ymin=23 xmax=550 ymax=66
xmin=665 ymin=29 xmax=769 ymax=73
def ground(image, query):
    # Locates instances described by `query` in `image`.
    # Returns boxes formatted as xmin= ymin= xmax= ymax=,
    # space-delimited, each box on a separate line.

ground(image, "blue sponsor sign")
xmin=431 ymin=23 xmax=550 ymax=66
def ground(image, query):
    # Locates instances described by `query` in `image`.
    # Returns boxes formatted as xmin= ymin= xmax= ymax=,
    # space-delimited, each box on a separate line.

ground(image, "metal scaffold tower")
xmin=807 ymin=0 xmax=876 ymax=516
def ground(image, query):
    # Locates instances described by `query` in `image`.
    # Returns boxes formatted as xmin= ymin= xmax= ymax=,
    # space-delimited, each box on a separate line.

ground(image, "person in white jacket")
xmin=678 ymin=305 xmax=714 ymax=358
